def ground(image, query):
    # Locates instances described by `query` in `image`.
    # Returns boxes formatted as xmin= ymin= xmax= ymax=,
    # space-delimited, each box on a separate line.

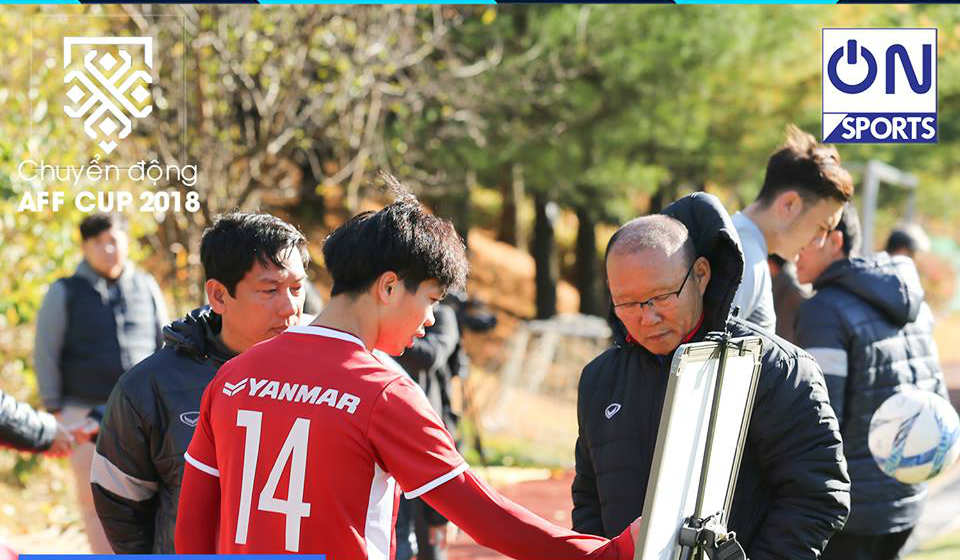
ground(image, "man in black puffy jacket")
xmin=795 ymin=205 xmax=947 ymax=560
xmin=573 ymin=192 xmax=850 ymax=559
xmin=91 ymin=212 xmax=309 ymax=553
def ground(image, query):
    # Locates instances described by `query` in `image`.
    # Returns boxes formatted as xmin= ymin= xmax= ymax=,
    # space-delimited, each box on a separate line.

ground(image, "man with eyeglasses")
xmin=572 ymin=192 xmax=850 ymax=560
xmin=730 ymin=125 xmax=854 ymax=332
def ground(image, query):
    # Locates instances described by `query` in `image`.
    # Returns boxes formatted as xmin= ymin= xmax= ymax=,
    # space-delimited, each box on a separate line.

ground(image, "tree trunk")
xmin=497 ymin=163 xmax=525 ymax=250
xmin=533 ymin=192 xmax=558 ymax=319
xmin=575 ymin=205 xmax=603 ymax=316
xmin=454 ymin=170 xmax=475 ymax=247
xmin=648 ymin=182 xmax=680 ymax=213
xmin=296 ymin=152 xmax=326 ymax=220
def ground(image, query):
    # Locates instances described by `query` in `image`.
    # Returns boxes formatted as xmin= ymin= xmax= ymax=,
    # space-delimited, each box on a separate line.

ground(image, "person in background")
xmin=34 ymin=212 xmax=167 ymax=553
xmin=0 ymin=388 xmax=95 ymax=560
xmin=767 ymin=254 xmax=810 ymax=343
xmin=92 ymin=212 xmax=308 ymax=553
xmin=731 ymin=125 xmax=854 ymax=331
xmin=0 ymin=388 xmax=75 ymax=456
xmin=394 ymin=296 xmax=461 ymax=560
xmin=795 ymin=205 xmax=947 ymax=560
xmin=885 ymin=224 xmax=931 ymax=260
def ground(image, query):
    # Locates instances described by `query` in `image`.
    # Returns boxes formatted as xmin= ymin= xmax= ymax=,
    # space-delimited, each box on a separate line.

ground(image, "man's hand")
xmin=628 ymin=517 xmax=642 ymax=560
xmin=45 ymin=422 xmax=74 ymax=457
xmin=67 ymin=417 xmax=100 ymax=445
xmin=607 ymin=516 xmax=644 ymax=560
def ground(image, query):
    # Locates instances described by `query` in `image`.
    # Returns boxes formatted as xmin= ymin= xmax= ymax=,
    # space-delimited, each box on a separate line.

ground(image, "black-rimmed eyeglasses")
xmin=613 ymin=260 xmax=697 ymax=315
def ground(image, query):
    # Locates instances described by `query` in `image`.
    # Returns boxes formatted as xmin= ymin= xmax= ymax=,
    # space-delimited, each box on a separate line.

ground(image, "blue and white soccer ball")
xmin=868 ymin=389 xmax=960 ymax=484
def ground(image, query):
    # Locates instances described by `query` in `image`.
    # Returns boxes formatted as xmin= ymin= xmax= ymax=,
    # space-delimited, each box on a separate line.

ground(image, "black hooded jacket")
xmin=91 ymin=307 xmax=236 ymax=554
xmin=573 ymin=192 xmax=850 ymax=559
xmin=795 ymin=254 xmax=946 ymax=534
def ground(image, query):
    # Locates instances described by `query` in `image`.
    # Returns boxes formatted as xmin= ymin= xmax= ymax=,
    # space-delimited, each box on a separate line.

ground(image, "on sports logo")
xmin=63 ymin=36 xmax=153 ymax=154
xmin=822 ymin=28 xmax=937 ymax=144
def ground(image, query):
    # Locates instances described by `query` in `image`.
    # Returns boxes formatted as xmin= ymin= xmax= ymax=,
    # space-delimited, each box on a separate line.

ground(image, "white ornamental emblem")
xmin=63 ymin=36 xmax=153 ymax=154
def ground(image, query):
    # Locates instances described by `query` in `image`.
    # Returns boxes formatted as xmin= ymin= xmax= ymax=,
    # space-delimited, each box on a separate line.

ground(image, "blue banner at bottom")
xmin=20 ymin=554 xmax=332 ymax=560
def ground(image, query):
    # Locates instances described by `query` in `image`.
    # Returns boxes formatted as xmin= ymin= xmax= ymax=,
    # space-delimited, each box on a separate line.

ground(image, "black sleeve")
xmin=746 ymin=352 xmax=851 ymax=560
xmin=795 ymin=297 xmax=851 ymax=426
xmin=571 ymin=363 xmax=605 ymax=536
xmin=398 ymin=305 xmax=460 ymax=375
xmin=91 ymin=382 xmax=161 ymax=553
xmin=0 ymin=389 xmax=57 ymax=452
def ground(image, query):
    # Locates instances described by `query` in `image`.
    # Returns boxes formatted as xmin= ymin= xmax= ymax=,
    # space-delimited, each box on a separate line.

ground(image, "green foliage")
xmin=3 ymin=5 xmax=960 ymax=534
xmin=2 ymin=4 xmax=959 ymax=356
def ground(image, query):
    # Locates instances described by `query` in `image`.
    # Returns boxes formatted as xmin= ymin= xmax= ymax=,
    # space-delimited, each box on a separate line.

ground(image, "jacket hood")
xmin=610 ymin=192 xmax=745 ymax=345
xmin=814 ymin=252 xmax=923 ymax=327
xmin=162 ymin=306 xmax=236 ymax=365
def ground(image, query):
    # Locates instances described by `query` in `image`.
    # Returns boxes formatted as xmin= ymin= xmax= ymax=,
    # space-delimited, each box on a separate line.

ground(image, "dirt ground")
xmin=448 ymin=470 xmax=575 ymax=560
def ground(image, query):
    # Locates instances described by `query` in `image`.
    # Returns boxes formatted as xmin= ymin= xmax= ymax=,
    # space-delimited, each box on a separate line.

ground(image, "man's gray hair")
xmin=605 ymin=214 xmax=696 ymax=266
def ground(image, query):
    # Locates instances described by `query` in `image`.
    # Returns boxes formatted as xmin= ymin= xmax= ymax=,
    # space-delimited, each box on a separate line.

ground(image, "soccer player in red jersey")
xmin=175 ymin=180 xmax=639 ymax=559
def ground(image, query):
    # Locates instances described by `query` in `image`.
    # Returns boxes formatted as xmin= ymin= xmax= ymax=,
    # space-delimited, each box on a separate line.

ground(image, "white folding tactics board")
xmin=633 ymin=336 xmax=763 ymax=560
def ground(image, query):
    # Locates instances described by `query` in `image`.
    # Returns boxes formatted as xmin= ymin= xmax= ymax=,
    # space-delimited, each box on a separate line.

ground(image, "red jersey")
xmin=180 ymin=325 xmax=634 ymax=560
xmin=184 ymin=325 xmax=465 ymax=558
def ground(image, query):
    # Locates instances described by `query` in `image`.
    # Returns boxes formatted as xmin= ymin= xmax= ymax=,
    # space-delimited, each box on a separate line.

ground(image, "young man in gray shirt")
xmin=731 ymin=125 xmax=854 ymax=331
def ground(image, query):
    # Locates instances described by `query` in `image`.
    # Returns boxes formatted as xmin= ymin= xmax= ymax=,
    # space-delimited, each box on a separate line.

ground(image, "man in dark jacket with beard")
xmin=573 ymin=192 xmax=850 ymax=559
xmin=91 ymin=212 xmax=309 ymax=553
xmin=795 ymin=205 xmax=947 ymax=560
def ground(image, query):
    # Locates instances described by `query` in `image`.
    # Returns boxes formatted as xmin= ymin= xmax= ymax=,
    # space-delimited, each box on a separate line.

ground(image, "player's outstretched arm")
xmin=175 ymin=461 xmax=221 ymax=553
xmin=370 ymin=375 xmax=638 ymax=559
xmin=421 ymin=468 xmax=637 ymax=560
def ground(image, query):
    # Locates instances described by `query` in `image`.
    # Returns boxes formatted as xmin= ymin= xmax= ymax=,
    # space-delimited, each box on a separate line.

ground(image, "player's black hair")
xmin=323 ymin=174 xmax=468 ymax=297
xmin=201 ymin=212 xmax=309 ymax=296
xmin=885 ymin=225 xmax=927 ymax=257
xmin=79 ymin=212 xmax=126 ymax=240
xmin=836 ymin=203 xmax=862 ymax=257
xmin=886 ymin=230 xmax=915 ymax=255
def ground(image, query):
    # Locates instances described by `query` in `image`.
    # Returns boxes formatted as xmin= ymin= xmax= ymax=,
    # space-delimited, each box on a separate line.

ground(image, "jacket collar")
xmin=74 ymin=259 xmax=136 ymax=301
xmin=163 ymin=306 xmax=237 ymax=366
